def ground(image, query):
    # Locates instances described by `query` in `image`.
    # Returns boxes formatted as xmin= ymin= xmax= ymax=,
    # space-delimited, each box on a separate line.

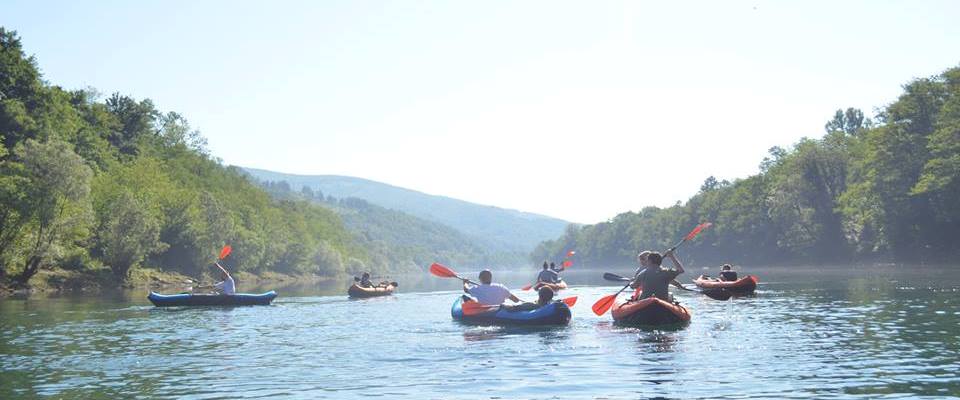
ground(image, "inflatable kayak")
xmin=348 ymin=282 xmax=397 ymax=298
xmin=451 ymin=296 xmax=571 ymax=326
xmin=693 ymin=275 xmax=758 ymax=293
xmin=533 ymin=281 xmax=568 ymax=292
xmin=612 ymin=297 xmax=691 ymax=326
xmin=148 ymin=291 xmax=277 ymax=307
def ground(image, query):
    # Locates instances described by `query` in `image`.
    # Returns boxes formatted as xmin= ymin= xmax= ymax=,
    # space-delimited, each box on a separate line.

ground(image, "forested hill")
xmin=257 ymin=181 xmax=526 ymax=270
xmin=0 ymin=28 xmax=370 ymax=287
xmin=242 ymin=168 xmax=570 ymax=253
xmin=533 ymin=65 xmax=960 ymax=267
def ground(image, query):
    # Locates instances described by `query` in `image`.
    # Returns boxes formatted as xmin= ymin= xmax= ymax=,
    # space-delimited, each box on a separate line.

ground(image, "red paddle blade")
xmin=562 ymin=296 xmax=577 ymax=307
xmin=566 ymin=250 xmax=576 ymax=257
xmin=521 ymin=283 xmax=533 ymax=291
xmin=562 ymin=260 xmax=573 ymax=268
xmin=219 ymin=245 xmax=232 ymax=260
xmin=429 ymin=263 xmax=457 ymax=278
xmin=591 ymin=294 xmax=617 ymax=316
xmin=684 ymin=222 xmax=713 ymax=241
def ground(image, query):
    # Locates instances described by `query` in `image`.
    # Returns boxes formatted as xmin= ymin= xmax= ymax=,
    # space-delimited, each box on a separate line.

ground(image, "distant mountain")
xmin=241 ymin=167 xmax=570 ymax=253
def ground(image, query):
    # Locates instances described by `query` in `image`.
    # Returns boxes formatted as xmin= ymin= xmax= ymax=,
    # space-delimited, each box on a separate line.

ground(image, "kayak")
xmin=533 ymin=281 xmax=568 ymax=292
xmin=148 ymin=291 xmax=277 ymax=307
xmin=348 ymin=283 xmax=396 ymax=298
xmin=693 ymin=275 xmax=758 ymax=293
xmin=612 ymin=297 xmax=691 ymax=326
xmin=451 ymin=296 xmax=571 ymax=326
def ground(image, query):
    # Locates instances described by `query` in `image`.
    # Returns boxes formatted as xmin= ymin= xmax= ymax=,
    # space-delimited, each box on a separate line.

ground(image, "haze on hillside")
xmin=5 ymin=1 xmax=959 ymax=223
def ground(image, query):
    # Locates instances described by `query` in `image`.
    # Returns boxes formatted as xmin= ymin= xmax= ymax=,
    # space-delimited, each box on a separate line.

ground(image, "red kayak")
xmin=693 ymin=275 xmax=758 ymax=294
xmin=612 ymin=297 xmax=691 ymax=326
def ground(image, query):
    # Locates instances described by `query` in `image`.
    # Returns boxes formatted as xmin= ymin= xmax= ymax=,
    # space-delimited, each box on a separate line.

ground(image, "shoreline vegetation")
xmin=533 ymin=65 xmax=960 ymax=268
xmin=0 ymin=28 xmax=383 ymax=296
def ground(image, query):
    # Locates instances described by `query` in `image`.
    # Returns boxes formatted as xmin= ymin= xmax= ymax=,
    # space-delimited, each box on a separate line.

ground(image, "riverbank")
xmin=0 ymin=267 xmax=337 ymax=298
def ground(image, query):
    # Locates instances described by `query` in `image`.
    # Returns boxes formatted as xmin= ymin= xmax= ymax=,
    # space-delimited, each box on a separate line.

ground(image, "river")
xmin=2 ymin=265 xmax=959 ymax=399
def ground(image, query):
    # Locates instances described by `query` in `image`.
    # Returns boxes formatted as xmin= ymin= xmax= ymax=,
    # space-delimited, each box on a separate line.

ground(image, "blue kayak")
xmin=451 ymin=296 xmax=571 ymax=326
xmin=148 ymin=291 xmax=278 ymax=307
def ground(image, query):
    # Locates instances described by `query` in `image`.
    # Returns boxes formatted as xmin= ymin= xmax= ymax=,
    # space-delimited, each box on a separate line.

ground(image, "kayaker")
xmin=507 ymin=286 xmax=555 ymax=311
xmin=463 ymin=269 xmax=520 ymax=306
xmin=630 ymin=250 xmax=684 ymax=302
xmin=719 ymin=264 xmax=738 ymax=281
xmin=536 ymin=262 xmax=561 ymax=286
xmin=358 ymin=272 xmax=374 ymax=288
xmin=550 ymin=261 xmax=562 ymax=273
xmin=213 ymin=262 xmax=236 ymax=295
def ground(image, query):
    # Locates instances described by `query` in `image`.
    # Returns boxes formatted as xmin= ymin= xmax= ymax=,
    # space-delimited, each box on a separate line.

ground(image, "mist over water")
xmin=2 ymin=266 xmax=959 ymax=399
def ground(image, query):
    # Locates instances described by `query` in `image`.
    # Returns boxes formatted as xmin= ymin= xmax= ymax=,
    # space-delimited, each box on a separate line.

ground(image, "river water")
xmin=2 ymin=265 xmax=959 ymax=399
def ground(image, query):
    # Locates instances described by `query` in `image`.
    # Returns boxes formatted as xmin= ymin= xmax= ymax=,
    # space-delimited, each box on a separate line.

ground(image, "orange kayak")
xmin=533 ymin=281 xmax=568 ymax=292
xmin=612 ymin=297 xmax=691 ymax=326
xmin=348 ymin=283 xmax=396 ymax=298
xmin=693 ymin=275 xmax=758 ymax=293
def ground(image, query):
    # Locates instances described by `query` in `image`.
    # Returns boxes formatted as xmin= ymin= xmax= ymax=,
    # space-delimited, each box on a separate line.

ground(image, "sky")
xmin=3 ymin=0 xmax=959 ymax=223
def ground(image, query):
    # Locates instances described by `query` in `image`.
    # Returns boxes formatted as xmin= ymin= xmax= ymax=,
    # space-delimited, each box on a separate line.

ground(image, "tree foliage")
xmin=0 ymin=28 xmax=368 ymax=285
xmin=534 ymin=65 xmax=960 ymax=266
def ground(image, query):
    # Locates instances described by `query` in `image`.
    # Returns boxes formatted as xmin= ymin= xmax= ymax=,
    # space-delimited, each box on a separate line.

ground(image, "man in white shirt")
xmin=213 ymin=262 xmax=236 ymax=295
xmin=463 ymin=269 xmax=520 ymax=306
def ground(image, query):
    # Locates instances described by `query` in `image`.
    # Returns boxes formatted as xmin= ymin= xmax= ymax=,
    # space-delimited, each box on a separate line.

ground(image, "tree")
xmin=13 ymin=139 xmax=93 ymax=283
xmin=99 ymin=191 xmax=166 ymax=278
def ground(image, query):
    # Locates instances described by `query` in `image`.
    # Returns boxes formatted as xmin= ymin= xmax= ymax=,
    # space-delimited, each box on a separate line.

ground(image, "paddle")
xmin=607 ymin=272 xmax=729 ymax=300
xmin=562 ymin=296 xmax=577 ymax=307
xmin=429 ymin=263 xmax=478 ymax=285
xmin=591 ymin=222 xmax=712 ymax=316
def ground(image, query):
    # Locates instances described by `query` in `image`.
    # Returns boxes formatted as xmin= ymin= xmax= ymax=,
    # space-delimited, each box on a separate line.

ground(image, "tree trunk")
xmin=16 ymin=255 xmax=42 ymax=285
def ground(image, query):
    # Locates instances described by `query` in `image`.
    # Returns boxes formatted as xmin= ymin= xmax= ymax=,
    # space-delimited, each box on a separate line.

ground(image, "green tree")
xmin=99 ymin=190 xmax=165 ymax=278
xmin=13 ymin=139 xmax=93 ymax=283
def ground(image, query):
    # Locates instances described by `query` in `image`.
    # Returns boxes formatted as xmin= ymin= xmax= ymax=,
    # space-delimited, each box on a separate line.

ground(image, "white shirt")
xmin=468 ymin=283 xmax=512 ymax=305
xmin=215 ymin=275 xmax=236 ymax=295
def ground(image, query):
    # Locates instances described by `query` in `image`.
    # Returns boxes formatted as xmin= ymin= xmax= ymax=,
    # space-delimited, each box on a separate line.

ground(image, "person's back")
xmin=359 ymin=272 xmax=373 ymax=288
xmin=537 ymin=268 xmax=559 ymax=284
xmin=719 ymin=264 xmax=738 ymax=281
xmin=507 ymin=287 xmax=554 ymax=312
xmin=214 ymin=264 xmax=236 ymax=295
xmin=632 ymin=251 xmax=683 ymax=301
xmin=465 ymin=270 xmax=519 ymax=306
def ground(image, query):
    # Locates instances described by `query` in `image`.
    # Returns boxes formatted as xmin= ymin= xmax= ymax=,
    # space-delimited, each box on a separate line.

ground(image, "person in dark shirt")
xmin=719 ymin=264 xmax=738 ymax=281
xmin=358 ymin=272 xmax=373 ymax=288
xmin=506 ymin=286 xmax=556 ymax=312
xmin=630 ymin=249 xmax=685 ymax=301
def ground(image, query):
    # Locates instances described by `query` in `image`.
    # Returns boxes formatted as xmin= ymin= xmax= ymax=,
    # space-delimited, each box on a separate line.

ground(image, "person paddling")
xmin=719 ymin=264 xmax=738 ymax=281
xmin=630 ymin=250 xmax=684 ymax=302
xmin=213 ymin=262 xmax=236 ymax=295
xmin=463 ymin=269 xmax=520 ymax=306
xmin=534 ymin=262 xmax=562 ymax=289
xmin=357 ymin=272 xmax=374 ymax=288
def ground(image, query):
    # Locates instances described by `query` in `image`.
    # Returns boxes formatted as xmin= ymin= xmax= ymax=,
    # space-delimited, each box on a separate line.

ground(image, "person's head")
xmin=549 ymin=262 xmax=556 ymax=269
xmin=537 ymin=286 xmax=555 ymax=304
xmin=542 ymin=262 xmax=549 ymax=270
xmin=637 ymin=251 xmax=663 ymax=268
xmin=478 ymin=269 xmax=493 ymax=284
xmin=721 ymin=264 xmax=732 ymax=271
xmin=361 ymin=272 xmax=370 ymax=279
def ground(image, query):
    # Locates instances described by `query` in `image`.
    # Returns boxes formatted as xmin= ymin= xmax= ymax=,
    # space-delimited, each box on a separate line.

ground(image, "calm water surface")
xmin=2 ymin=265 xmax=959 ymax=399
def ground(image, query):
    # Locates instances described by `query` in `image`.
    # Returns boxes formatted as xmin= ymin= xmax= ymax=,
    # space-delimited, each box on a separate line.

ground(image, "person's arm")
xmin=463 ymin=281 xmax=472 ymax=294
xmin=665 ymin=250 xmax=684 ymax=274
xmin=215 ymin=262 xmax=232 ymax=279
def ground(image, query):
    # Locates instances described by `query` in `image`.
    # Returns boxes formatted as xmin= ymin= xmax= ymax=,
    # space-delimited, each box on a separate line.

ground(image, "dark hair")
xmin=479 ymin=269 xmax=492 ymax=284
xmin=542 ymin=261 xmax=549 ymax=269
xmin=721 ymin=264 xmax=732 ymax=270
xmin=647 ymin=252 xmax=663 ymax=266
xmin=537 ymin=286 xmax=555 ymax=304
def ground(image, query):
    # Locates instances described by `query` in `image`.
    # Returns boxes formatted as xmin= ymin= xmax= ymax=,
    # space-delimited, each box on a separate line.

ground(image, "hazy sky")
xmin=4 ymin=1 xmax=959 ymax=223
